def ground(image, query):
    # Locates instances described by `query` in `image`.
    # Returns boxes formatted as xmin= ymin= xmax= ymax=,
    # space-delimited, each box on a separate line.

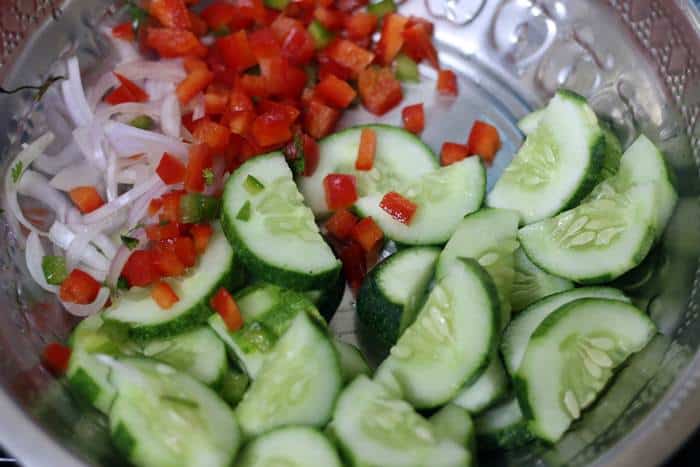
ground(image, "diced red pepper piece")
xmin=200 ymin=1 xmax=238 ymax=29
xmin=325 ymin=39 xmax=375 ymax=77
xmin=69 ymin=186 xmax=104 ymax=214
xmin=210 ymin=287 xmax=243 ymax=331
xmin=226 ymin=110 xmax=256 ymax=136
xmin=467 ymin=120 xmax=501 ymax=164
xmin=190 ymin=223 xmax=213 ymax=253
xmin=280 ymin=24 xmax=316 ymax=65
xmin=258 ymin=100 xmax=301 ymax=123
xmin=351 ymin=217 xmax=384 ymax=252
xmin=188 ymin=11 xmax=209 ymax=37
xmin=339 ymin=240 xmax=366 ymax=291
xmin=177 ymin=68 xmax=215 ymax=105
xmin=437 ymin=69 xmax=458 ymax=96
xmin=314 ymin=6 xmax=345 ymax=30
xmin=252 ymin=112 xmax=293 ymax=147
xmin=217 ymin=31 xmax=257 ymax=72
xmin=315 ymin=74 xmax=357 ymax=109
xmin=193 ymin=118 xmax=231 ymax=152
xmin=148 ymin=198 xmax=163 ymax=217
xmin=336 ymin=0 xmax=369 ymax=11
xmin=105 ymin=74 xmax=149 ymax=105
xmin=174 ymin=236 xmax=197 ymax=267
xmin=259 ymin=57 xmax=307 ymax=99
xmin=304 ymin=98 xmax=341 ymax=139
xmin=146 ymin=27 xmax=206 ymax=58
xmin=153 ymin=248 xmax=186 ymax=277
xmin=440 ymin=142 xmax=470 ymax=166
xmin=112 ymin=22 xmax=135 ymax=41
xmin=380 ymin=191 xmax=417 ymax=225
xmin=301 ymin=134 xmax=320 ymax=176
xmin=236 ymin=0 xmax=266 ymax=25
xmin=122 ymin=250 xmax=161 ymax=287
xmin=270 ymin=15 xmax=301 ymax=40
xmin=324 ymin=173 xmax=358 ymax=210
xmin=229 ymin=89 xmax=255 ymax=113
xmin=325 ymin=208 xmax=359 ymax=239
xmin=156 ymin=153 xmax=186 ymax=185
xmin=59 ymin=269 xmax=101 ymax=304
xmin=402 ymin=103 xmax=425 ymax=134
xmin=146 ymin=221 xmax=181 ymax=241
xmin=238 ymin=74 xmax=269 ymax=99
xmin=151 ymin=281 xmax=180 ymax=309
xmin=42 ymin=343 xmax=71 ymax=376
xmin=345 ymin=12 xmax=377 ymax=41
xmin=402 ymin=23 xmax=439 ymax=69
xmin=248 ymin=28 xmax=282 ymax=60
xmin=204 ymin=84 xmax=229 ymax=115
xmin=160 ymin=191 xmax=184 ymax=223
xmin=148 ymin=0 xmax=192 ymax=29
xmin=184 ymin=144 xmax=213 ymax=192
xmin=355 ymin=127 xmax=376 ymax=171
xmin=357 ymin=66 xmax=403 ymax=116
xmin=184 ymin=57 xmax=209 ymax=73
xmin=407 ymin=16 xmax=434 ymax=35
xmin=318 ymin=55 xmax=354 ymax=82
xmin=104 ymin=85 xmax=135 ymax=105
xmin=376 ymin=13 xmax=408 ymax=66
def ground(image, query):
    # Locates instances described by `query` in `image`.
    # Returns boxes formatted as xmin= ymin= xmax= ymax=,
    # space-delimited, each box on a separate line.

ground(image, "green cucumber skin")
xmin=67 ymin=367 xmax=105 ymax=409
xmin=476 ymin=423 xmax=535 ymax=452
xmin=560 ymin=133 xmax=606 ymax=212
xmin=312 ymin=271 xmax=347 ymax=323
xmin=111 ymin=422 xmax=137 ymax=459
xmin=512 ymin=376 xmax=535 ymax=426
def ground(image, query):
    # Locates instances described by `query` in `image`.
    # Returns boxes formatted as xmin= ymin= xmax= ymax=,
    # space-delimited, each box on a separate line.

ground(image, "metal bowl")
xmin=0 ymin=0 xmax=699 ymax=465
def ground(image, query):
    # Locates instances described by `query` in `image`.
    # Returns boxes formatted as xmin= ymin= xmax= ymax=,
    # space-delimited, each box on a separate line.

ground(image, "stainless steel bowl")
xmin=0 ymin=0 xmax=699 ymax=465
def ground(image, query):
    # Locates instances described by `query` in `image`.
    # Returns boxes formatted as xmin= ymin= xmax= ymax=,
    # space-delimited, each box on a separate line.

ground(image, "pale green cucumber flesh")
xmin=511 ymin=248 xmax=574 ymax=312
xmin=237 ymin=427 xmax=342 ymax=467
xmin=452 ymin=356 xmax=509 ymax=414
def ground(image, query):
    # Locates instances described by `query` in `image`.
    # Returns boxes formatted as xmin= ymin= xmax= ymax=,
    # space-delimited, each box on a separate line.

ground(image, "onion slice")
xmin=105 ymin=121 xmax=188 ymax=159
xmin=114 ymin=59 xmax=186 ymax=83
xmin=60 ymin=286 xmax=110 ymax=317
xmin=61 ymin=56 xmax=93 ymax=127
xmin=81 ymin=175 xmax=162 ymax=225
xmin=50 ymin=163 xmax=102 ymax=192
xmin=18 ymin=170 xmax=71 ymax=223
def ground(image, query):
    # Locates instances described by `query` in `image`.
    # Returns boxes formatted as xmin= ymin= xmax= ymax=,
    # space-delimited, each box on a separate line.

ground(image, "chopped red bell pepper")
xmin=336 ymin=0 xmax=369 ymax=12
xmin=112 ymin=22 xmax=135 ymax=42
xmin=376 ymin=13 xmax=408 ymax=66
xmin=148 ymin=198 xmax=163 ymax=217
xmin=104 ymin=74 xmax=149 ymax=105
xmin=146 ymin=221 xmax=181 ymax=241
xmin=406 ymin=16 xmax=434 ymax=35
xmin=304 ymin=98 xmax=341 ymax=139
xmin=315 ymin=74 xmax=357 ymax=109
xmin=172 ymin=236 xmax=197 ymax=267
xmin=325 ymin=39 xmax=375 ymax=76
xmin=229 ymin=89 xmax=255 ymax=113
xmin=355 ymin=127 xmax=376 ymax=170
xmin=122 ymin=250 xmax=161 ymax=287
xmin=160 ymin=191 xmax=184 ymax=223
xmin=226 ymin=110 xmax=256 ymax=136
xmin=190 ymin=223 xmax=213 ymax=253
xmin=148 ymin=0 xmax=192 ymax=30
xmin=258 ymin=100 xmax=301 ymax=123
xmin=324 ymin=173 xmax=358 ymax=210
xmin=440 ymin=142 xmax=470 ymax=166
xmin=259 ymin=57 xmax=307 ymax=99
xmin=184 ymin=144 xmax=213 ymax=192
xmin=314 ymin=6 xmax=345 ymax=30
xmin=153 ymin=248 xmax=186 ymax=277
xmin=325 ymin=208 xmax=359 ymax=239
xmin=104 ymin=85 xmax=135 ymax=105
xmin=42 ymin=343 xmax=72 ymax=376
xmin=204 ymin=84 xmax=229 ymax=115
xmin=351 ymin=217 xmax=384 ymax=252
xmin=249 ymin=28 xmax=282 ymax=60
xmin=69 ymin=186 xmax=104 ymax=214
xmin=402 ymin=23 xmax=439 ymax=69
xmin=437 ymin=69 xmax=458 ymax=96
xmin=151 ymin=281 xmax=180 ymax=309
xmin=217 ymin=31 xmax=258 ymax=72
xmin=184 ymin=57 xmax=209 ymax=73
xmin=402 ymin=103 xmax=425 ymax=134
xmin=357 ymin=66 xmax=403 ymax=115
xmin=116 ymin=73 xmax=149 ymax=101
xmin=339 ymin=240 xmax=367 ymax=291
xmin=280 ymin=24 xmax=316 ymax=65
xmin=236 ymin=0 xmax=267 ymax=25
xmin=59 ymin=269 xmax=101 ymax=304
xmin=193 ymin=118 xmax=231 ymax=152
xmin=467 ymin=120 xmax=501 ymax=164
xmin=238 ymin=74 xmax=269 ymax=99
xmin=146 ymin=27 xmax=207 ymax=58
xmin=252 ymin=111 xmax=293 ymax=147
xmin=210 ymin=287 xmax=243 ymax=331
xmin=177 ymin=67 xmax=214 ymax=104
xmin=156 ymin=153 xmax=186 ymax=185
xmin=285 ymin=132 xmax=320 ymax=176
xmin=345 ymin=12 xmax=377 ymax=41
xmin=318 ymin=55 xmax=354 ymax=81
xmin=270 ymin=15 xmax=301 ymax=40
xmin=200 ymin=1 xmax=238 ymax=29
xmin=380 ymin=191 xmax=417 ymax=225
xmin=188 ymin=11 xmax=209 ymax=37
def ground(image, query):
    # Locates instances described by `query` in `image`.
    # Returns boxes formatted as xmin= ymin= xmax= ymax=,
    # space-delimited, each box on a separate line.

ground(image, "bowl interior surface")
xmin=0 ymin=0 xmax=699 ymax=466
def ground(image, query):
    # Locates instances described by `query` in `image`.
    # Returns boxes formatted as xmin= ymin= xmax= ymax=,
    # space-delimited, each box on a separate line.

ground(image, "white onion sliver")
xmin=117 ymin=163 xmax=152 ymax=185
xmin=49 ymin=222 xmax=111 ymax=272
xmin=127 ymin=179 xmax=169 ymax=229
xmin=145 ymin=80 xmax=176 ymax=102
xmin=96 ymin=101 xmax=162 ymax=121
xmin=192 ymin=94 xmax=206 ymax=121
xmin=66 ymin=227 xmax=101 ymax=270
xmin=34 ymin=140 xmax=81 ymax=175
xmin=73 ymin=125 xmax=107 ymax=170
xmin=17 ymin=170 xmax=71 ymax=223
xmin=114 ymin=60 xmax=187 ymax=83
xmin=25 ymin=232 xmax=59 ymax=294
xmin=105 ymin=144 xmax=118 ymax=202
xmin=160 ymin=93 xmax=181 ymax=138
xmin=78 ymin=264 xmax=108 ymax=283
xmin=50 ymin=163 xmax=102 ymax=192
xmin=93 ymin=233 xmax=118 ymax=261
xmin=82 ymin=175 xmax=162 ymax=225
xmin=87 ymin=70 xmax=119 ymax=111
xmin=60 ymin=286 xmax=110 ymax=317
xmin=105 ymin=121 xmax=189 ymax=159
xmin=61 ymin=57 xmax=93 ymax=127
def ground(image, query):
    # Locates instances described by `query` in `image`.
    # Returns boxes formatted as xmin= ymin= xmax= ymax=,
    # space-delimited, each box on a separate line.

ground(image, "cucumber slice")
xmin=375 ymin=258 xmax=499 ymax=408
xmin=518 ymin=183 xmax=657 ymax=283
xmin=511 ymin=248 xmax=574 ymax=312
xmin=487 ymin=90 xmax=604 ymax=224
xmin=357 ymin=246 xmax=440 ymax=351
xmin=501 ymin=287 xmax=629 ymax=376
xmin=429 ymin=404 xmax=476 ymax=452
xmin=436 ymin=208 xmax=520 ymax=329
xmin=103 ymin=223 xmax=237 ymax=340
xmin=235 ymin=311 xmax=342 ymax=438
xmin=142 ymin=327 xmax=227 ymax=387
xmin=474 ymin=396 xmax=534 ymax=451
xmin=237 ymin=426 xmax=342 ymax=467
xmin=331 ymin=376 xmax=472 ymax=467
xmin=67 ymin=350 xmax=116 ymax=414
xmin=333 ymin=338 xmax=371 ymax=383
xmin=298 ymin=125 xmax=438 ymax=217
xmin=354 ymin=157 xmax=486 ymax=245
xmin=306 ymin=270 xmax=347 ymax=322
xmin=208 ymin=284 xmax=317 ymax=378
xmin=516 ymin=109 xmax=544 ymax=135
xmin=222 ymin=152 xmax=341 ymax=291
xmin=452 ymin=357 xmax=509 ymax=414
xmin=514 ymin=298 xmax=656 ymax=442
xmin=218 ymin=368 xmax=249 ymax=408
xmin=108 ymin=358 xmax=240 ymax=467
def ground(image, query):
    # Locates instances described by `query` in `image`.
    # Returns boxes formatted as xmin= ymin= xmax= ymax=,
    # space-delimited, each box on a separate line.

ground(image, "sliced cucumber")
xmin=67 ymin=350 xmax=116 ymax=414
xmin=375 ymin=258 xmax=499 ymax=408
xmin=436 ymin=208 xmax=520 ymax=329
xmin=518 ymin=183 xmax=657 ymax=283
xmin=108 ymin=358 xmax=240 ymax=467
xmin=142 ymin=327 xmax=227 ymax=388
xmin=306 ymin=270 xmax=346 ymax=322
xmin=517 ymin=109 xmax=544 ymax=135
xmin=474 ymin=396 xmax=534 ymax=451
xmin=501 ymin=287 xmax=629 ymax=376
xmin=331 ymin=376 xmax=472 ymax=467
xmin=429 ymin=404 xmax=476 ymax=452
xmin=218 ymin=368 xmax=249 ymax=408
xmin=511 ymin=248 xmax=574 ymax=312
xmin=357 ymin=246 xmax=440 ymax=351
xmin=487 ymin=90 xmax=604 ymax=224
xmin=514 ymin=298 xmax=656 ymax=442
xmin=235 ymin=311 xmax=342 ymax=438
xmin=354 ymin=157 xmax=486 ymax=245
xmin=237 ymin=426 xmax=342 ymax=467
xmin=452 ymin=356 xmax=509 ymax=414
xmin=222 ymin=152 xmax=341 ymax=291
xmin=209 ymin=284 xmax=317 ymax=378
xmin=333 ymin=338 xmax=371 ymax=383
xmin=298 ymin=124 xmax=439 ymax=217
xmin=103 ymin=223 xmax=237 ymax=340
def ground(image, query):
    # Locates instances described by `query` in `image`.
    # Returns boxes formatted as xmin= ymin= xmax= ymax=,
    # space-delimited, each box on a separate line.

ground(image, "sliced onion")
xmin=43 ymin=96 xmax=74 ymax=149
xmin=49 ymin=221 xmax=111 ymax=271
xmin=87 ymin=70 xmax=119 ymax=111
xmin=17 ymin=170 xmax=71 ymax=223
xmin=82 ymin=175 xmax=162 ymax=225
xmin=60 ymin=286 xmax=110 ymax=317
xmin=78 ymin=265 xmax=108 ymax=283
xmin=114 ymin=59 xmax=186 ymax=83
xmin=145 ymin=80 xmax=176 ymax=102
xmin=73 ymin=125 xmax=107 ymax=170
xmin=100 ymin=26 xmax=140 ymax=64
xmin=160 ymin=93 xmax=181 ymax=138
xmin=105 ymin=121 xmax=188 ymax=159
xmin=105 ymin=144 xmax=118 ymax=202
xmin=66 ymin=227 xmax=102 ymax=270
xmin=191 ymin=94 xmax=206 ymax=121
xmin=61 ymin=56 xmax=93 ymax=127
xmin=25 ymin=231 xmax=59 ymax=294
xmin=117 ymin=163 xmax=152 ymax=185
xmin=34 ymin=140 xmax=81 ymax=175
xmin=69 ymin=208 xmax=127 ymax=236
xmin=49 ymin=163 xmax=101 ymax=191
xmin=127 ymin=180 xmax=169 ymax=229
xmin=96 ymin=100 xmax=162 ymax=122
